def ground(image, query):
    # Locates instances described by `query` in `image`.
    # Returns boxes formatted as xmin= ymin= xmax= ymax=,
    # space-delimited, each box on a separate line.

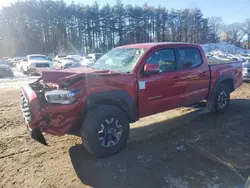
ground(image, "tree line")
xmin=0 ymin=0 xmax=249 ymax=57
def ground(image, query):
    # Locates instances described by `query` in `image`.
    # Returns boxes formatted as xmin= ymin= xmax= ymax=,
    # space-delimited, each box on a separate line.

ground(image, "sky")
xmin=1 ymin=0 xmax=250 ymax=24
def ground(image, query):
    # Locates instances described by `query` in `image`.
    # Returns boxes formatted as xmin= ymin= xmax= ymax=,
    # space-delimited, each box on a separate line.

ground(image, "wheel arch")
xmin=213 ymin=74 xmax=234 ymax=94
xmin=84 ymin=90 xmax=137 ymax=123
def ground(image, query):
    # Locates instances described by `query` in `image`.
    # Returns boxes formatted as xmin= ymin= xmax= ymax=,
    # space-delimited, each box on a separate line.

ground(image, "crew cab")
xmin=20 ymin=43 xmax=242 ymax=157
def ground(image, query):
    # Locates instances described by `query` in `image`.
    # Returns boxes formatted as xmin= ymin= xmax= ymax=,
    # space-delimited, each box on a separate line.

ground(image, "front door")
xmin=138 ymin=48 xmax=183 ymax=118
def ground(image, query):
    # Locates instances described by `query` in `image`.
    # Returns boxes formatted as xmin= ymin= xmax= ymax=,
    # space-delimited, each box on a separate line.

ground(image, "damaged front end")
xmin=20 ymin=73 xmax=86 ymax=145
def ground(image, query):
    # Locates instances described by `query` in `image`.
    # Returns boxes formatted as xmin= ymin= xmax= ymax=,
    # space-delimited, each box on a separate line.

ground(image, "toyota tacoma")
xmin=20 ymin=42 xmax=243 ymax=157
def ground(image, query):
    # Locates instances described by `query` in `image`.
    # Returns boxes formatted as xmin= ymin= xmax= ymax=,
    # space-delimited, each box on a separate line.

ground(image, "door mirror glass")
xmin=144 ymin=64 xmax=159 ymax=73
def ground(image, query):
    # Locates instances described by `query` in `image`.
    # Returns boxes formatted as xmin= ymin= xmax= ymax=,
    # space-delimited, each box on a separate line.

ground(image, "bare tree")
xmin=208 ymin=17 xmax=223 ymax=42
xmin=242 ymin=19 xmax=250 ymax=48
xmin=0 ymin=1 xmax=216 ymax=57
xmin=226 ymin=23 xmax=246 ymax=46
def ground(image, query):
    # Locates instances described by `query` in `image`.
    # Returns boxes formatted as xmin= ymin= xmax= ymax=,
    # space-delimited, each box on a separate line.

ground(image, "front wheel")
xmin=81 ymin=105 xmax=130 ymax=158
xmin=206 ymin=83 xmax=230 ymax=113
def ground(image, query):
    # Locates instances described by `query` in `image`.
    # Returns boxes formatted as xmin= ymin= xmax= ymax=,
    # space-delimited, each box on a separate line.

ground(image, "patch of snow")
xmin=0 ymin=80 xmax=36 ymax=89
xmin=12 ymin=70 xmax=28 ymax=78
xmin=201 ymin=42 xmax=250 ymax=55
xmin=0 ymin=69 xmax=38 ymax=88
xmin=0 ymin=69 xmax=39 ymax=83
xmin=164 ymin=175 xmax=189 ymax=188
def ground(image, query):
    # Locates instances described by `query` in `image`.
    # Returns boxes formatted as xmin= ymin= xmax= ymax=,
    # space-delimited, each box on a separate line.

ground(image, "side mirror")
xmin=144 ymin=64 xmax=159 ymax=74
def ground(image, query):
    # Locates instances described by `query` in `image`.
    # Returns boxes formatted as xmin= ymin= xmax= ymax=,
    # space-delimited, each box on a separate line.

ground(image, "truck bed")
xmin=209 ymin=61 xmax=242 ymax=92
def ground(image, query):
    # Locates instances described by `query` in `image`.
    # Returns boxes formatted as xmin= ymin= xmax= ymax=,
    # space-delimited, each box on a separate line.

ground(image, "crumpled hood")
xmin=37 ymin=67 xmax=120 ymax=83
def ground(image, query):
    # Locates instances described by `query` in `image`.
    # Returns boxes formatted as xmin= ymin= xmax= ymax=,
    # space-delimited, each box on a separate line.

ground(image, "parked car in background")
xmin=54 ymin=55 xmax=67 ymax=62
xmin=21 ymin=42 xmax=242 ymax=158
xmin=67 ymin=55 xmax=83 ymax=62
xmin=0 ymin=60 xmax=14 ymax=78
xmin=7 ymin=56 xmax=25 ymax=67
xmin=88 ymin=53 xmax=103 ymax=60
xmin=80 ymin=56 xmax=95 ymax=66
xmin=242 ymin=62 xmax=250 ymax=82
xmin=54 ymin=57 xmax=82 ymax=69
xmin=16 ymin=60 xmax=23 ymax=72
xmin=21 ymin=54 xmax=54 ymax=75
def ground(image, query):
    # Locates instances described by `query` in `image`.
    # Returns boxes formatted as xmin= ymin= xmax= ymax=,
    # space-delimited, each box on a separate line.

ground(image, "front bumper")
xmin=20 ymin=84 xmax=84 ymax=141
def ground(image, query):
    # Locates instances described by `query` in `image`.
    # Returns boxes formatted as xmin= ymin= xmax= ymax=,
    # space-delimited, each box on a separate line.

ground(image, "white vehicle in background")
xmin=88 ymin=53 xmax=103 ymax=60
xmin=16 ymin=60 xmax=23 ymax=72
xmin=54 ymin=57 xmax=82 ymax=69
xmin=21 ymin=54 xmax=54 ymax=75
xmin=80 ymin=56 xmax=95 ymax=66
xmin=66 ymin=55 xmax=84 ymax=62
xmin=54 ymin=55 xmax=67 ymax=62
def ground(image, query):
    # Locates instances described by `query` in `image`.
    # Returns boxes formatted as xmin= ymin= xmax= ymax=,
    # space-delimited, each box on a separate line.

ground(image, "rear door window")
xmin=177 ymin=48 xmax=202 ymax=70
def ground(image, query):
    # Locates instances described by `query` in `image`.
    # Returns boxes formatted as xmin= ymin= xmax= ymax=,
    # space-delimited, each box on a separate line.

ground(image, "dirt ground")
xmin=0 ymin=84 xmax=250 ymax=188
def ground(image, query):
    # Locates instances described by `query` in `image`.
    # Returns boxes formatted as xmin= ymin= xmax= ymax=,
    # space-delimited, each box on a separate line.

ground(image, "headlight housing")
xmin=45 ymin=89 xmax=81 ymax=104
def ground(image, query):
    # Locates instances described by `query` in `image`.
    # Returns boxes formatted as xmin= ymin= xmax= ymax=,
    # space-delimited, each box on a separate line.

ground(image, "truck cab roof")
xmin=119 ymin=42 xmax=201 ymax=49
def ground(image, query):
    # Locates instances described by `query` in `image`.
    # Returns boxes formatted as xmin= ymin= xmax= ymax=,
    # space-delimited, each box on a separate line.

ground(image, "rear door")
xmin=175 ymin=47 xmax=210 ymax=105
xmin=138 ymin=48 xmax=184 ymax=118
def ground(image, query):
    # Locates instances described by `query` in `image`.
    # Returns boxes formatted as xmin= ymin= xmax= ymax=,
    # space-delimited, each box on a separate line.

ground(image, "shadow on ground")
xmin=69 ymin=99 xmax=250 ymax=188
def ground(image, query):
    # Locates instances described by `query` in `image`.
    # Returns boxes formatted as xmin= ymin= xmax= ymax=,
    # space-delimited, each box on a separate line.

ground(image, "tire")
xmin=81 ymin=105 xmax=130 ymax=158
xmin=206 ymin=83 xmax=230 ymax=113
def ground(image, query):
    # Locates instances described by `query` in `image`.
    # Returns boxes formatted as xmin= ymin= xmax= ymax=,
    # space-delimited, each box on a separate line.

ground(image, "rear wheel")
xmin=81 ymin=105 xmax=130 ymax=158
xmin=206 ymin=83 xmax=230 ymax=113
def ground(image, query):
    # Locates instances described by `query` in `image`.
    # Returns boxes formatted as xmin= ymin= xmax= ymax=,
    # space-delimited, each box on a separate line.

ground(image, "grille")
xmin=20 ymin=92 xmax=31 ymax=123
xmin=36 ymin=63 xmax=50 ymax=68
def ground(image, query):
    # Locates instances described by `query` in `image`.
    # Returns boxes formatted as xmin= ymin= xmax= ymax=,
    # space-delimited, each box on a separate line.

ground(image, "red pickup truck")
xmin=20 ymin=42 xmax=242 ymax=157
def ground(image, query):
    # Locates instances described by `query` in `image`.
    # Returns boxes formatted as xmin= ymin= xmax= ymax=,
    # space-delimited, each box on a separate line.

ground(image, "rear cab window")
xmin=177 ymin=48 xmax=202 ymax=70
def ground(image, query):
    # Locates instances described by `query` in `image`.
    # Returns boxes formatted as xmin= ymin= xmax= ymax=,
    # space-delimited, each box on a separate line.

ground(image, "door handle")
xmin=200 ymin=71 xmax=206 ymax=76
xmin=173 ymin=76 xmax=181 ymax=80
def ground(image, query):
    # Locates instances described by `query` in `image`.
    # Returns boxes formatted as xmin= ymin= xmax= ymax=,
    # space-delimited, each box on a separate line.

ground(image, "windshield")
xmin=91 ymin=48 xmax=146 ymax=72
xmin=29 ymin=56 xmax=48 ymax=61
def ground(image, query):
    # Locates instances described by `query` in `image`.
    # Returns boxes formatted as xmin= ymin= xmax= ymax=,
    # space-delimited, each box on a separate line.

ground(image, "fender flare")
xmin=212 ymin=73 xmax=234 ymax=95
xmin=84 ymin=90 xmax=137 ymax=123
